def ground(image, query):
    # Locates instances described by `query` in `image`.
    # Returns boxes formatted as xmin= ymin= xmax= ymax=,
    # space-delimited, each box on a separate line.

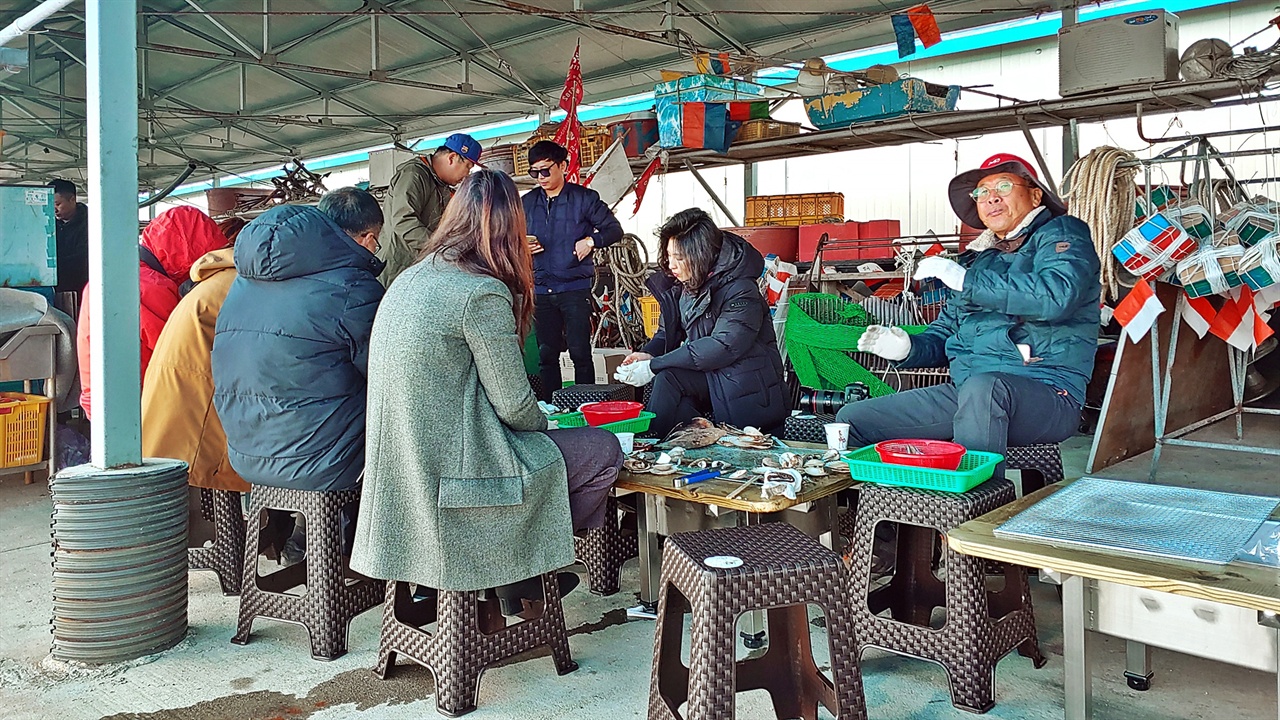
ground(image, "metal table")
xmin=948 ymin=480 xmax=1280 ymax=720
xmin=0 ymin=324 xmax=58 ymax=484
xmin=616 ymin=440 xmax=855 ymax=642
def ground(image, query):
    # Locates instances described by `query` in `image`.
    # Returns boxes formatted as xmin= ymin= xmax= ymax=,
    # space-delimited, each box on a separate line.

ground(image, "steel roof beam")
xmin=149 ymin=14 xmax=398 ymax=130
xmin=181 ymin=0 xmax=262 ymax=59
xmin=43 ymin=28 xmax=544 ymax=106
xmin=369 ymin=0 xmax=545 ymax=106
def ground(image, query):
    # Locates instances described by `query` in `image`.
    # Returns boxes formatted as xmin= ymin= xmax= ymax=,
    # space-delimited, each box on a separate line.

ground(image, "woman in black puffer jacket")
xmin=619 ymin=208 xmax=788 ymax=437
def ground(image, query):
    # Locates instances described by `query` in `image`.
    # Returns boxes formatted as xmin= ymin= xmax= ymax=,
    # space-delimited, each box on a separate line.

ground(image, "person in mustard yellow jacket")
xmin=142 ymin=242 xmax=246 ymax=545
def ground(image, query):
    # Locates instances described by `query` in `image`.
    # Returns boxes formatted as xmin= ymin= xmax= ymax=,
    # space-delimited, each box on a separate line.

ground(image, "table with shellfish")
xmin=617 ymin=418 xmax=857 ymax=514
xmin=616 ymin=418 xmax=859 ymax=622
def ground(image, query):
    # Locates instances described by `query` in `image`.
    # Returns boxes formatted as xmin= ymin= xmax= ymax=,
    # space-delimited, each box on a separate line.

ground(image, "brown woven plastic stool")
xmin=190 ymin=488 xmax=246 ymax=595
xmin=573 ymin=493 xmax=638 ymax=596
xmin=552 ymin=383 xmax=634 ymax=408
xmin=850 ymin=479 xmax=1045 ymax=713
xmin=1003 ymin=444 xmax=1064 ymax=496
xmin=231 ymin=484 xmax=382 ymax=661
xmin=649 ymin=523 xmax=867 ymax=720
xmin=373 ymin=574 xmax=579 ymax=717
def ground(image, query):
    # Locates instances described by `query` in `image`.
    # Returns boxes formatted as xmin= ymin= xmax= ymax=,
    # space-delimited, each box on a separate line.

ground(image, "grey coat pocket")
xmin=438 ymin=476 xmax=524 ymax=508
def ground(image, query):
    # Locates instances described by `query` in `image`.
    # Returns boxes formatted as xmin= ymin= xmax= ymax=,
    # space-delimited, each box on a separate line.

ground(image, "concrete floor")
xmin=2 ymin=414 xmax=1278 ymax=720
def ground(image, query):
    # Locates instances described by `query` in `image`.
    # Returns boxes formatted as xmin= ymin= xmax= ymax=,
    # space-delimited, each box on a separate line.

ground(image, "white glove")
xmin=913 ymin=256 xmax=967 ymax=291
xmin=857 ymin=325 xmax=911 ymax=362
xmin=613 ymin=359 xmax=654 ymax=387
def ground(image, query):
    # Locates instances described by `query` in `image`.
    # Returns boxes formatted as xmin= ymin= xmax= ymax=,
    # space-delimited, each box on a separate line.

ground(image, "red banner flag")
xmin=907 ymin=4 xmax=942 ymax=48
xmin=554 ymin=42 xmax=584 ymax=184
xmin=632 ymin=155 xmax=663 ymax=216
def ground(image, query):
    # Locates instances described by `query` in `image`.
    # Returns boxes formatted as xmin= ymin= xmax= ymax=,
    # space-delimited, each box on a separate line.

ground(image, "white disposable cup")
xmin=616 ymin=432 xmax=635 ymax=454
xmin=824 ymin=423 xmax=850 ymax=452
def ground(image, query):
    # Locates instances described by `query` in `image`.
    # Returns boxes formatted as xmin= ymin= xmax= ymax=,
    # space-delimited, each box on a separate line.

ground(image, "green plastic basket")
xmin=843 ymin=445 xmax=1003 ymax=493
xmin=551 ymin=411 xmax=655 ymax=435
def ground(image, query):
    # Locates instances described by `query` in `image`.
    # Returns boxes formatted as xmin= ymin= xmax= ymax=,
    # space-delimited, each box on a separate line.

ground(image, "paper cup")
xmin=824 ymin=423 xmax=850 ymax=452
xmin=616 ymin=432 xmax=635 ymax=454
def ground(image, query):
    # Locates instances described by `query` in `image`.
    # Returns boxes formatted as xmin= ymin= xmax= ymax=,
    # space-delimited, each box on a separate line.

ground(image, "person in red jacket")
xmin=76 ymin=206 xmax=229 ymax=419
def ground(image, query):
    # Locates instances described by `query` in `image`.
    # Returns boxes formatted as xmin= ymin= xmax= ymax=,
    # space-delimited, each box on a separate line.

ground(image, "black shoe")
xmin=494 ymin=572 xmax=580 ymax=616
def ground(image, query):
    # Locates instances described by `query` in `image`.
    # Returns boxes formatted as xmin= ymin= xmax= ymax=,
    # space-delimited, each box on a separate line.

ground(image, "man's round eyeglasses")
xmin=970 ymin=179 xmax=1031 ymax=201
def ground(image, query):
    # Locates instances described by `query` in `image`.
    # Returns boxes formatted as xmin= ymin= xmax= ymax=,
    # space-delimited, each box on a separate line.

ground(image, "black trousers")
xmin=646 ymin=367 xmax=713 ymax=438
xmin=535 ymin=288 xmax=594 ymax=402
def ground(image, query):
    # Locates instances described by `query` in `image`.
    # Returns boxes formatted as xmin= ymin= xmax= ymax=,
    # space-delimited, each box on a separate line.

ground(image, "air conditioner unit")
xmin=1059 ymin=10 xmax=1179 ymax=97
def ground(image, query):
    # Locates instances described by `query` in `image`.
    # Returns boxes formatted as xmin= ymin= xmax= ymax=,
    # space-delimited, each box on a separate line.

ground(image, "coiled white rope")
xmin=1063 ymin=146 xmax=1139 ymax=301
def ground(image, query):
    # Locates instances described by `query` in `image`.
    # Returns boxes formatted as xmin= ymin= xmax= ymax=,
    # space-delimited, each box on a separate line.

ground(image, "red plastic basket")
xmin=875 ymin=439 xmax=966 ymax=471
xmin=580 ymin=401 xmax=644 ymax=426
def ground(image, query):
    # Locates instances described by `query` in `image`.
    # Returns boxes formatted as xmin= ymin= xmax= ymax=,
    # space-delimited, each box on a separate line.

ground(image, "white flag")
xmin=582 ymin=139 xmax=633 ymax=208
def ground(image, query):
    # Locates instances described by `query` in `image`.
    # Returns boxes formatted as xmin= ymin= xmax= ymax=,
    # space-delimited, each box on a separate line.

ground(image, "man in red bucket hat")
xmin=834 ymin=152 xmax=1100 ymax=471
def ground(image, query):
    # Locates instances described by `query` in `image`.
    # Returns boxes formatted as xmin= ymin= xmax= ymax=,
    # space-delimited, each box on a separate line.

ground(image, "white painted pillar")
xmin=86 ymin=0 xmax=142 ymax=468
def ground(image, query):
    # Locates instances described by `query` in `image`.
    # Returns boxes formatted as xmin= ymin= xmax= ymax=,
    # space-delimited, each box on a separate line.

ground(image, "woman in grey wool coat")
xmin=350 ymin=169 xmax=623 ymax=613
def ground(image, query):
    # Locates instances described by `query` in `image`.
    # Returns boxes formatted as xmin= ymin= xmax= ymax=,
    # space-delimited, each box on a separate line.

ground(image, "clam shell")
xmin=823 ymin=449 xmax=841 ymax=461
xmin=761 ymin=456 xmax=781 ymax=468
xmin=803 ymin=466 xmax=827 ymax=477
xmin=825 ymin=461 xmax=850 ymax=474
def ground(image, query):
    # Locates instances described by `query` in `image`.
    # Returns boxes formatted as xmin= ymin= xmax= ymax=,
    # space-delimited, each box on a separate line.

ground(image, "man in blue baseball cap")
xmin=377 ymin=132 xmax=482 ymax=287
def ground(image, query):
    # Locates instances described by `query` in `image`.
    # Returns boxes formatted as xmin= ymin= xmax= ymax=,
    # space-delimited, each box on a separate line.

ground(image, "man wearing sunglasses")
xmin=522 ymin=140 xmax=624 ymax=402
xmin=376 ymin=132 xmax=481 ymax=287
xmin=836 ymin=153 xmax=1100 ymax=473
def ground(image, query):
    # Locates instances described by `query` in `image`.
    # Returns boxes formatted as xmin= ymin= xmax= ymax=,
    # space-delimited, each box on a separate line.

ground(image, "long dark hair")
xmin=658 ymin=208 xmax=724 ymax=292
xmin=423 ymin=170 xmax=535 ymax=337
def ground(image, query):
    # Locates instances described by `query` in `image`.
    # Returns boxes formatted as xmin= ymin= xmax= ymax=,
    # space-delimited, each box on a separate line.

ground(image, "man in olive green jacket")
xmin=376 ymin=133 xmax=480 ymax=287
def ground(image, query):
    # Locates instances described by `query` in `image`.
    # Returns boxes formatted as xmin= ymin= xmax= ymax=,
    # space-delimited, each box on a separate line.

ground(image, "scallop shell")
xmin=822 ymin=449 xmax=842 ymax=461
xmin=803 ymin=465 xmax=827 ymax=477
xmin=825 ymin=461 xmax=850 ymax=474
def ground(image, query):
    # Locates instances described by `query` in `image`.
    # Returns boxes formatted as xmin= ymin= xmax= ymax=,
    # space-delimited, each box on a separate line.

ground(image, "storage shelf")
xmin=637 ymin=77 xmax=1275 ymax=173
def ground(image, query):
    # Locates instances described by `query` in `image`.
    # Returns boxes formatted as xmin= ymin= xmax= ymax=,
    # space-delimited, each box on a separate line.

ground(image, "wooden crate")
xmin=735 ymin=119 xmax=801 ymax=144
xmin=745 ymin=192 xmax=844 ymax=227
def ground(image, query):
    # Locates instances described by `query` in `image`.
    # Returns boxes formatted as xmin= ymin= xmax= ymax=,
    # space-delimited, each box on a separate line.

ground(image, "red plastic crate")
xmin=799 ymin=222 xmax=859 ymax=263
xmin=727 ymin=226 xmax=799 ymax=263
xmin=858 ymin=219 xmax=901 ymax=241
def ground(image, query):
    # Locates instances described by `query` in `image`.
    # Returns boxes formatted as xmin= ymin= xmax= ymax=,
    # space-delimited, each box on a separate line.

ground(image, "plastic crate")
xmin=514 ymin=124 xmax=611 ymax=177
xmin=735 ymin=119 xmax=801 ymax=144
xmin=843 ymin=445 xmax=1002 ymax=493
xmin=551 ymin=411 xmax=655 ymax=435
xmin=745 ymin=192 xmax=844 ymax=227
xmin=637 ymin=296 xmax=661 ymax=338
xmin=0 ymin=392 xmax=49 ymax=468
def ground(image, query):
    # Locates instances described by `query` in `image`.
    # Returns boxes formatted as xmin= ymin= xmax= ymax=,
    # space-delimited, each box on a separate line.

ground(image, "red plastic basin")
xmin=580 ymin=401 xmax=644 ymax=426
xmin=875 ymin=439 xmax=966 ymax=471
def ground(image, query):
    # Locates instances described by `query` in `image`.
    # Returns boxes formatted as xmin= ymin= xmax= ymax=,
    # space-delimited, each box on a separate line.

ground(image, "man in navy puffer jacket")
xmin=521 ymin=140 xmax=623 ymax=401
xmin=212 ymin=188 xmax=385 ymax=493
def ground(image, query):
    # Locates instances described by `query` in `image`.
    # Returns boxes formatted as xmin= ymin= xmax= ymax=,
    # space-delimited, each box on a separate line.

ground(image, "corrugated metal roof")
xmin=0 ymin=0 xmax=1059 ymax=187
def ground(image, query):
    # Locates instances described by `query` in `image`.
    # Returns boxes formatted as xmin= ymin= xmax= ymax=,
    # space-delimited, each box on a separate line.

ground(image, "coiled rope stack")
xmin=1063 ymin=146 xmax=1139 ymax=301
xmin=1222 ymin=38 xmax=1280 ymax=80
xmin=594 ymin=232 xmax=651 ymax=349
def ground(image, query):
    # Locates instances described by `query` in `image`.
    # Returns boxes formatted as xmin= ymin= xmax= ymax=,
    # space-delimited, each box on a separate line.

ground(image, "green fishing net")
xmin=784 ymin=293 xmax=927 ymax=397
